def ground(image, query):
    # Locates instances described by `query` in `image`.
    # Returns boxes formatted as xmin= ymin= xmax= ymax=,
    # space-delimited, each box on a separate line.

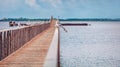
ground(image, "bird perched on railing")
xmin=55 ymin=20 xmax=67 ymax=32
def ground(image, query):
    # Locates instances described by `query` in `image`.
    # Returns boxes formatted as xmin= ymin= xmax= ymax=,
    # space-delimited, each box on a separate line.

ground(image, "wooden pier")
xmin=0 ymin=20 xmax=57 ymax=67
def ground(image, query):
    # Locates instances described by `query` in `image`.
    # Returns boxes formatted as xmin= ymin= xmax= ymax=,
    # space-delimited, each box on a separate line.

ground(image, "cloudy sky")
xmin=0 ymin=0 xmax=120 ymax=19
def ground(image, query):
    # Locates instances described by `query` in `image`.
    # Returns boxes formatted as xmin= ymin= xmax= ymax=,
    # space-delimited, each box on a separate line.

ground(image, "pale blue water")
xmin=60 ymin=21 xmax=120 ymax=67
xmin=0 ymin=21 xmax=48 ymax=31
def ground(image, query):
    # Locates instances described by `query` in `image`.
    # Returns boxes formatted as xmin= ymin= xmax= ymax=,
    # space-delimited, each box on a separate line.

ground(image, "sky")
xmin=0 ymin=0 xmax=120 ymax=19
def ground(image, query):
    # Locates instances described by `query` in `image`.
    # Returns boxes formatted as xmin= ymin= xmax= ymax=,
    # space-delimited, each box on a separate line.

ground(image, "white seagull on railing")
xmin=56 ymin=20 xmax=68 ymax=32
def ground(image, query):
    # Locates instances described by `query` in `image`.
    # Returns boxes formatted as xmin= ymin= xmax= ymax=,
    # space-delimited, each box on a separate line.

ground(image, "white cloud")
xmin=25 ymin=0 xmax=40 ymax=9
xmin=41 ymin=0 xmax=62 ymax=7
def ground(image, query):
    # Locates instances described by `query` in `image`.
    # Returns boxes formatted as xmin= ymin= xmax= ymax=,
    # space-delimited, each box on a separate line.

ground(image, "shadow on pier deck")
xmin=0 ymin=23 xmax=56 ymax=67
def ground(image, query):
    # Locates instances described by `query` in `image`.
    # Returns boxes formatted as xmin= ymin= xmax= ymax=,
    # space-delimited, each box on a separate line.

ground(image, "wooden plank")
xmin=2 ymin=31 xmax=7 ymax=59
xmin=9 ymin=30 xmax=12 ymax=55
xmin=18 ymin=29 xmax=20 ymax=49
xmin=0 ymin=32 xmax=2 ymax=60
xmin=14 ymin=30 xmax=17 ymax=51
xmin=12 ymin=30 xmax=15 ymax=52
xmin=16 ymin=29 xmax=19 ymax=50
xmin=6 ymin=31 xmax=9 ymax=56
xmin=10 ymin=30 xmax=13 ymax=54
xmin=12 ymin=30 xmax=15 ymax=53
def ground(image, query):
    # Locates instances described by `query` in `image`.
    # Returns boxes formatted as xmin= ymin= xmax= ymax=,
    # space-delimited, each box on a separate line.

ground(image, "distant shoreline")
xmin=1 ymin=18 xmax=120 ymax=22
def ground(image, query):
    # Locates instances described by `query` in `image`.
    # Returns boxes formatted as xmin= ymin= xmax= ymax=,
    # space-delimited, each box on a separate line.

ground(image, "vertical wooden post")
xmin=58 ymin=27 xmax=60 ymax=67
xmin=0 ymin=32 xmax=2 ymax=60
xmin=3 ymin=31 xmax=7 ymax=59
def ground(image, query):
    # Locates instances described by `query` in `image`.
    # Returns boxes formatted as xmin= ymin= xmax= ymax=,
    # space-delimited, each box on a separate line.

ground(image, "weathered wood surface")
xmin=0 ymin=23 xmax=50 ymax=61
xmin=0 ymin=32 xmax=2 ymax=60
xmin=0 ymin=23 xmax=55 ymax=67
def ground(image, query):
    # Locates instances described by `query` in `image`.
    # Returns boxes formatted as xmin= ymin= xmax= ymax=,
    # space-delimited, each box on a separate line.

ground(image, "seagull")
xmin=56 ymin=20 xmax=68 ymax=32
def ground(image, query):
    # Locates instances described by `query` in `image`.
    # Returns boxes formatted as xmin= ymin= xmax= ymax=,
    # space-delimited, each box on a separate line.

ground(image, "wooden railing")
xmin=0 ymin=23 xmax=50 ymax=61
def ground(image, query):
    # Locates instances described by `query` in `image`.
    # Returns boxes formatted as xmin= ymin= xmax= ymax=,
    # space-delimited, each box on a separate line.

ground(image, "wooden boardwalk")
xmin=0 ymin=25 xmax=55 ymax=67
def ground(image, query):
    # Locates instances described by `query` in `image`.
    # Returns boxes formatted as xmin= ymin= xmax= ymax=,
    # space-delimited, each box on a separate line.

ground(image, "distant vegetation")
xmin=0 ymin=18 xmax=120 ymax=21
xmin=0 ymin=18 xmax=50 ymax=21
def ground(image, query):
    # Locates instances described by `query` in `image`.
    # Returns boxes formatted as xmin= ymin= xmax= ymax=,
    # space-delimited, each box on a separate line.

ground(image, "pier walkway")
xmin=0 ymin=24 xmax=55 ymax=67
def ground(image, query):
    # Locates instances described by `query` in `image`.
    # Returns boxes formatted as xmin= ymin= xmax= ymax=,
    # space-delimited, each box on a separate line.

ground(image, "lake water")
xmin=0 ymin=21 xmax=48 ymax=31
xmin=60 ymin=21 xmax=120 ymax=67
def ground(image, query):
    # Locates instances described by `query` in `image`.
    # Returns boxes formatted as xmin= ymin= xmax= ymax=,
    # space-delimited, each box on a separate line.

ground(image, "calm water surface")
xmin=0 ymin=21 xmax=47 ymax=30
xmin=60 ymin=21 xmax=120 ymax=67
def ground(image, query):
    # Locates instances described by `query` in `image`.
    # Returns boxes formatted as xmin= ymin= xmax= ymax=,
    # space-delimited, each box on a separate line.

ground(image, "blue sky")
xmin=0 ymin=0 xmax=120 ymax=19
